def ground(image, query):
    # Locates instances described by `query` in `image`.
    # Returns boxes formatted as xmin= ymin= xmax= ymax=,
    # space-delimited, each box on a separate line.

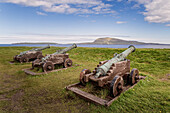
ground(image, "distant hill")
xmin=12 ymin=38 xmax=169 ymax=45
xmin=79 ymin=37 xmax=165 ymax=45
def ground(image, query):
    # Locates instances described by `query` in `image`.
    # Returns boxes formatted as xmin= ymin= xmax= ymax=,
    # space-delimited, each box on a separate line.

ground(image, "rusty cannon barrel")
xmin=18 ymin=45 xmax=50 ymax=57
xmin=41 ymin=43 xmax=77 ymax=62
xmin=53 ymin=43 xmax=77 ymax=55
xmin=95 ymin=45 xmax=136 ymax=78
xmin=33 ymin=45 xmax=50 ymax=51
xmin=14 ymin=45 xmax=50 ymax=63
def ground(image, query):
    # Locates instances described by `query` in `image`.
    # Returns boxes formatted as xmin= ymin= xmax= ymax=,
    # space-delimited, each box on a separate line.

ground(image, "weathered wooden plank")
xmin=66 ymin=76 xmax=145 ymax=106
xmin=68 ymin=87 xmax=108 ymax=106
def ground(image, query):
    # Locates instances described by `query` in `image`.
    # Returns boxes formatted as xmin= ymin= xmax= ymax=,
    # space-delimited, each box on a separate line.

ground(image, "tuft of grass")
xmin=0 ymin=46 xmax=169 ymax=112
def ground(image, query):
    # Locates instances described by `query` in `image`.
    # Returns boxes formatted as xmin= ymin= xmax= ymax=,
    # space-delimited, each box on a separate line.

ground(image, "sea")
xmin=0 ymin=44 xmax=170 ymax=49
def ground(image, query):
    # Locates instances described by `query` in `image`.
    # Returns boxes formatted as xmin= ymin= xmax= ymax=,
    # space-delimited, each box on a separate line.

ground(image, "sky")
xmin=0 ymin=0 xmax=170 ymax=44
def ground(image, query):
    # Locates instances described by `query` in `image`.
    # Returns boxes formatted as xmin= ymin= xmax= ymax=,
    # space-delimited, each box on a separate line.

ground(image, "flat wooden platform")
xmin=23 ymin=64 xmax=79 ymax=75
xmin=9 ymin=61 xmax=32 ymax=64
xmin=66 ymin=76 xmax=145 ymax=106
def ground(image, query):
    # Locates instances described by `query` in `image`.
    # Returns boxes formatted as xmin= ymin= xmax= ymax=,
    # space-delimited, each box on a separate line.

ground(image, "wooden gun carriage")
xmin=66 ymin=45 xmax=144 ymax=106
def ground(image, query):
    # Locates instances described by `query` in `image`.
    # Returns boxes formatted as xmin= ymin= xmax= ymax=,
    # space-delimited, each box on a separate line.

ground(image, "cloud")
xmin=116 ymin=21 xmax=127 ymax=24
xmin=131 ymin=0 xmax=170 ymax=23
xmin=166 ymin=24 xmax=170 ymax=27
xmin=78 ymin=15 xmax=89 ymax=17
xmin=107 ymin=0 xmax=122 ymax=2
xmin=36 ymin=11 xmax=47 ymax=16
xmin=0 ymin=34 xmax=130 ymax=44
xmin=131 ymin=4 xmax=140 ymax=9
xmin=1 ymin=34 xmax=169 ymax=44
xmin=0 ymin=0 xmax=116 ymax=14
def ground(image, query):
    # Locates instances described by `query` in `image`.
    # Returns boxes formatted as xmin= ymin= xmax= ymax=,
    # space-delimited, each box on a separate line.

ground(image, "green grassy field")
xmin=0 ymin=46 xmax=169 ymax=113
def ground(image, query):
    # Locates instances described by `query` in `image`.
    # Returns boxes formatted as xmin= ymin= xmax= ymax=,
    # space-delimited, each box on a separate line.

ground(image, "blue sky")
xmin=0 ymin=0 xmax=170 ymax=44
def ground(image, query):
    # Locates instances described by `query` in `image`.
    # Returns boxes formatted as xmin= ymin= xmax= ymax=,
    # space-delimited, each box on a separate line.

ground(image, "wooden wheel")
xmin=79 ymin=69 xmax=91 ymax=85
xmin=20 ymin=57 xmax=29 ymax=63
xmin=13 ymin=55 xmax=17 ymax=61
xmin=32 ymin=59 xmax=41 ymax=69
xmin=37 ymin=54 xmax=43 ymax=59
xmin=32 ymin=63 xmax=35 ymax=69
xmin=64 ymin=58 xmax=72 ymax=68
xmin=43 ymin=61 xmax=54 ymax=72
xmin=129 ymin=68 xmax=139 ymax=85
xmin=24 ymin=58 xmax=29 ymax=62
xmin=110 ymin=75 xmax=124 ymax=97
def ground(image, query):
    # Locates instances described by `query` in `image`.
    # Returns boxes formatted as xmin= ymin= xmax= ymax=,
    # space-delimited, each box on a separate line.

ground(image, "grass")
xmin=0 ymin=46 xmax=169 ymax=113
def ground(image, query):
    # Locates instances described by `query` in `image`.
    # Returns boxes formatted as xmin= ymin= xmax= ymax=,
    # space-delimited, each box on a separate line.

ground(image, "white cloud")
xmin=116 ymin=21 xmax=127 ymax=24
xmin=0 ymin=0 xmax=116 ymax=14
xmin=107 ymin=0 xmax=122 ymax=2
xmin=131 ymin=0 xmax=170 ymax=23
xmin=1 ymin=34 xmax=169 ymax=44
xmin=0 ymin=34 xmax=124 ymax=44
xmin=78 ymin=15 xmax=89 ymax=17
xmin=166 ymin=24 xmax=170 ymax=27
xmin=131 ymin=4 xmax=140 ymax=9
xmin=36 ymin=11 xmax=47 ymax=16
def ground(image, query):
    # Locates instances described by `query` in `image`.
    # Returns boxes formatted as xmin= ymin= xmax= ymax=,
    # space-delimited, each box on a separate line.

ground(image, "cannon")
xmin=66 ymin=45 xmax=144 ymax=106
xmin=13 ymin=45 xmax=50 ymax=63
xmin=80 ymin=45 xmax=138 ymax=96
xmin=32 ymin=43 xmax=77 ymax=73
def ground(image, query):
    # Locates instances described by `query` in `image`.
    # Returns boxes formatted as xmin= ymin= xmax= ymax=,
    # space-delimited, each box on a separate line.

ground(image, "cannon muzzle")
xmin=95 ymin=45 xmax=136 ymax=78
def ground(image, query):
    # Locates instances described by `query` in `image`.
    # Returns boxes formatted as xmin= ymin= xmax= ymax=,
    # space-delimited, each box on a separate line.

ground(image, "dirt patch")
xmin=10 ymin=90 xmax=24 ymax=111
xmin=3 ymin=74 xmax=12 ymax=79
xmin=161 ymin=73 xmax=170 ymax=81
xmin=64 ymin=92 xmax=75 ymax=102
xmin=166 ymin=74 xmax=170 ymax=77
xmin=11 ymin=90 xmax=24 ymax=102
xmin=0 ymin=74 xmax=21 ymax=92
xmin=0 ymin=94 xmax=10 ymax=101
xmin=0 ymin=73 xmax=25 ymax=112
xmin=1 ymin=90 xmax=24 ymax=112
